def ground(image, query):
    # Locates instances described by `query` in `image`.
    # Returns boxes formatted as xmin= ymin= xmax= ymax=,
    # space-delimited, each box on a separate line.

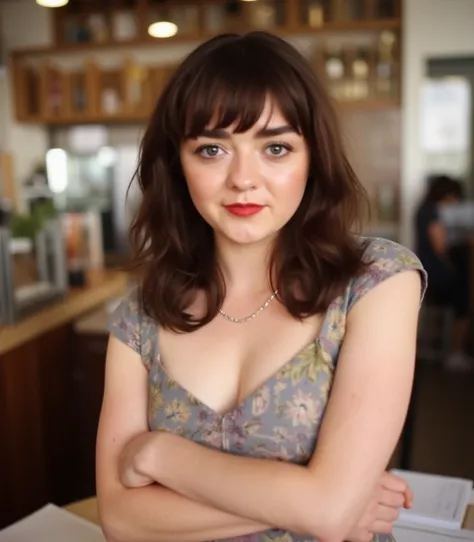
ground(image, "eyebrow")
xmin=193 ymin=125 xmax=298 ymax=140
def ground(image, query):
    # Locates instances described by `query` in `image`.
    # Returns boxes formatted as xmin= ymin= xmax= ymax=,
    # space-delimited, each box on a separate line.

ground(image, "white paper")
xmin=0 ymin=504 xmax=105 ymax=542
xmin=392 ymin=469 xmax=473 ymax=530
xmin=393 ymin=524 xmax=474 ymax=542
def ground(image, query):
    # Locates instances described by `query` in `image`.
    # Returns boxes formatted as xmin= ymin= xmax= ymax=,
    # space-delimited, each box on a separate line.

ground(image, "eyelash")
xmin=194 ymin=142 xmax=294 ymax=159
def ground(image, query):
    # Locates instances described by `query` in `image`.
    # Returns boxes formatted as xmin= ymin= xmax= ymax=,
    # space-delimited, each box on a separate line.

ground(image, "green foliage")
xmin=10 ymin=201 xmax=57 ymax=240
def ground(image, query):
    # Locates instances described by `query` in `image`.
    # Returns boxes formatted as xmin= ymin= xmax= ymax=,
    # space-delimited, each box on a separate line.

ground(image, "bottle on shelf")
xmin=306 ymin=0 xmax=324 ymax=28
xmin=88 ymin=14 xmax=109 ymax=43
xmin=350 ymin=47 xmax=370 ymax=100
xmin=49 ymin=71 xmax=62 ymax=117
xmin=375 ymin=30 xmax=397 ymax=98
xmin=72 ymin=72 xmax=87 ymax=113
xmin=324 ymin=42 xmax=346 ymax=100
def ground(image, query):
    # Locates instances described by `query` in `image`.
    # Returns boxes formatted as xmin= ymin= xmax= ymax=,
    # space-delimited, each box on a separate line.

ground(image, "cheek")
xmin=181 ymin=162 xmax=218 ymax=212
xmin=269 ymin=161 xmax=308 ymax=200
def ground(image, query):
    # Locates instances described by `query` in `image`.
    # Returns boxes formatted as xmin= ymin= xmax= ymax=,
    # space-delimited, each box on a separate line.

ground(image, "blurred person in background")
xmin=415 ymin=174 xmax=472 ymax=370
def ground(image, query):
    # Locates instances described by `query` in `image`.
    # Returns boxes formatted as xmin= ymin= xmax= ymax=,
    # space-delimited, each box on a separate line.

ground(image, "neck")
xmin=215 ymin=235 xmax=275 ymax=296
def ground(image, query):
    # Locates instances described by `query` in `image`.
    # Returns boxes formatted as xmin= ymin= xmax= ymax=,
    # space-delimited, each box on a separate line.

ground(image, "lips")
xmin=224 ymin=203 xmax=264 ymax=217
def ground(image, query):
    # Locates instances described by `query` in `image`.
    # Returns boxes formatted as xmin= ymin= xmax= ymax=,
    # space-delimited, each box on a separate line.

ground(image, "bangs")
xmin=178 ymin=39 xmax=311 ymax=138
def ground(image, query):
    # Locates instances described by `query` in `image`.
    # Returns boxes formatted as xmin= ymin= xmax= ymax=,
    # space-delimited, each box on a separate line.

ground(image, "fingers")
xmin=404 ymin=483 xmax=414 ymax=509
xmin=379 ymin=488 xmax=405 ymax=508
xmin=381 ymin=471 xmax=408 ymax=492
xmin=373 ymin=520 xmax=394 ymax=534
xmin=380 ymin=471 xmax=414 ymax=509
xmin=377 ymin=504 xmax=400 ymax=523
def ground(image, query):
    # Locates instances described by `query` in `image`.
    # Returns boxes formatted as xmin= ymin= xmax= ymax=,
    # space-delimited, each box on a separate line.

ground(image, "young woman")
xmin=97 ymin=32 xmax=425 ymax=542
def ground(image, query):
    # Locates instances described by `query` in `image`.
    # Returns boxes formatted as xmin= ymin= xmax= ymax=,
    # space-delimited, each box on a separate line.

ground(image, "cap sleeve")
xmin=348 ymin=238 xmax=428 ymax=313
xmin=107 ymin=289 xmax=157 ymax=370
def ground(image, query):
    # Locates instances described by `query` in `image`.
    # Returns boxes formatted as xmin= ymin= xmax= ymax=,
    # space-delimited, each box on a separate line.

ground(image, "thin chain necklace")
xmin=219 ymin=289 xmax=279 ymax=324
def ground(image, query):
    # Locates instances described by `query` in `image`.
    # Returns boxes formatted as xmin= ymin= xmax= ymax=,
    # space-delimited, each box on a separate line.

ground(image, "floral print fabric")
xmin=108 ymin=237 xmax=427 ymax=542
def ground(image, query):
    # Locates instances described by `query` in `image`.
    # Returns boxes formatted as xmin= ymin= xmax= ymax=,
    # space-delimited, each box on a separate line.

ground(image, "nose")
xmin=226 ymin=151 xmax=259 ymax=191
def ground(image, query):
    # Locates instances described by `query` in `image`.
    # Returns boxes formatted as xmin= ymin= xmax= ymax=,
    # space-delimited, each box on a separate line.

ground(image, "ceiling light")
xmin=36 ymin=0 xmax=69 ymax=7
xmin=148 ymin=21 xmax=178 ymax=39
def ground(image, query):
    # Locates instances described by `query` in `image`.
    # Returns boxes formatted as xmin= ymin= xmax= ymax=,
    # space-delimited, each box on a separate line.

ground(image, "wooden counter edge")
xmin=0 ymin=270 xmax=128 ymax=356
xmin=65 ymin=497 xmax=100 ymax=525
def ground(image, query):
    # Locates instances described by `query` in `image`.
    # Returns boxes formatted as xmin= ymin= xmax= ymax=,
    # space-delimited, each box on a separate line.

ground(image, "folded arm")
xmin=96 ymin=336 xmax=270 ymax=542
xmin=136 ymin=271 xmax=422 ymax=541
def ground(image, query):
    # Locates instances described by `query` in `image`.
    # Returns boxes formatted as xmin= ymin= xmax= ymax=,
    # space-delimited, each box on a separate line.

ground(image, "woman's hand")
xmin=346 ymin=471 xmax=413 ymax=542
xmin=119 ymin=431 xmax=160 ymax=489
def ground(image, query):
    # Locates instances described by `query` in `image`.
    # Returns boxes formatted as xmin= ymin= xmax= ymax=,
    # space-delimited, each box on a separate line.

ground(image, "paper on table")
xmin=391 ymin=469 xmax=473 ymax=530
xmin=0 ymin=504 xmax=105 ymax=542
xmin=393 ymin=524 xmax=474 ymax=542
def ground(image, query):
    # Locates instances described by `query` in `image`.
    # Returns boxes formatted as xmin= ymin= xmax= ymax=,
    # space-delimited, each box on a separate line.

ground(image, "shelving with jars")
xmin=12 ymin=56 xmax=178 ymax=124
xmin=312 ymin=28 xmax=400 ymax=105
xmin=52 ymin=0 xmax=144 ymax=47
xmin=12 ymin=24 xmax=399 ymax=125
xmin=10 ymin=0 xmax=402 ymax=124
xmin=34 ymin=0 xmax=402 ymax=50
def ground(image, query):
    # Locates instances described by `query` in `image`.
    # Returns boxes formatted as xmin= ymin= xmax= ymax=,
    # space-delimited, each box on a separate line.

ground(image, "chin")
xmin=219 ymin=228 xmax=275 ymax=246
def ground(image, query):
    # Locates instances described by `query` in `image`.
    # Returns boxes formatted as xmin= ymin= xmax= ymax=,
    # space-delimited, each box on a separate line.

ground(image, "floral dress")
xmin=108 ymin=237 xmax=427 ymax=542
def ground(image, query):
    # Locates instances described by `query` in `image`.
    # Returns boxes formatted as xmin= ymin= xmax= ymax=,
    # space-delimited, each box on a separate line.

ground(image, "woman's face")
xmin=180 ymin=99 xmax=310 ymax=246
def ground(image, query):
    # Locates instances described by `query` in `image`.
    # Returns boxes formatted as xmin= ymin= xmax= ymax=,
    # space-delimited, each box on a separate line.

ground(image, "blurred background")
xmin=0 ymin=0 xmax=473 ymax=529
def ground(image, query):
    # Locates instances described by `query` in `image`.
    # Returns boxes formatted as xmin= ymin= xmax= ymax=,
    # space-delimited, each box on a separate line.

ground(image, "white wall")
xmin=401 ymin=0 xmax=474 ymax=248
xmin=0 ymin=0 xmax=51 ymax=203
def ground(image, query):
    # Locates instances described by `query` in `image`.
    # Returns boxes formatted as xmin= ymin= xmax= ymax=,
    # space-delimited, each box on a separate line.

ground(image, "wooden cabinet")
xmin=0 ymin=323 xmax=110 ymax=528
xmin=73 ymin=332 xmax=109 ymax=500
xmin=0 ymin=272 xmax=126 ymax=527
xmin=0 ymin=324 xmax=81 ymax=529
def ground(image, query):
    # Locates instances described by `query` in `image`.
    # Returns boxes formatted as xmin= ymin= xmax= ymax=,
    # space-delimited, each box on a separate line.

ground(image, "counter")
xmin=0 ymin=269 xmax=127 ymax=356
xmin=0 ymin=269 xmax=128 ymax=530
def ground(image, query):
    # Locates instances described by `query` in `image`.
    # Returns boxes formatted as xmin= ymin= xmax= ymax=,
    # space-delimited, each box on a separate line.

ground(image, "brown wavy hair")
xmin=129 ymin=31 xmax=369 ymax=332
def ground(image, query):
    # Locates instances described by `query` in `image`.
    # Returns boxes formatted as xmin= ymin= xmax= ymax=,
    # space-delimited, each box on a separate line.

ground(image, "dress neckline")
xmin=151 ymin=301 xmax=338 ymax=418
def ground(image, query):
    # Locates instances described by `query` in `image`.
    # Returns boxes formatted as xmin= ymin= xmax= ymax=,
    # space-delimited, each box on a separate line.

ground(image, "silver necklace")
xmin=219 ymin=289 xmax=279 ymax=324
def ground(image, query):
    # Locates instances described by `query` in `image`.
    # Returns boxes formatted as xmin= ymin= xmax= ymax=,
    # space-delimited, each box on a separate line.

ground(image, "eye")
xmin=195 ymin=144 xmax=223 ymax=158
xmin=265 ymin=143 xmax=292 ymax=158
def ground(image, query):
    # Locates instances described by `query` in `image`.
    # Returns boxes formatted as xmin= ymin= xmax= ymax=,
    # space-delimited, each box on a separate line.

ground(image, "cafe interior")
xmin=0 ymin=0 xmax=473 ymax=533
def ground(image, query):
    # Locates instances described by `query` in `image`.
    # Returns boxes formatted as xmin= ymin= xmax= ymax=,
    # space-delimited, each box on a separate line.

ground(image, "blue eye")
xmin=266 ymin=144 xmax=291 ymax=157
xmin=196 ymin=145 xmax=222 ymax=158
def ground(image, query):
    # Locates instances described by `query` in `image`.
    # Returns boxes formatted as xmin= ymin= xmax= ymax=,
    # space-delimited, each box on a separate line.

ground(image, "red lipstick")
xmin=224 ymin=203 xmax=264 ymax=217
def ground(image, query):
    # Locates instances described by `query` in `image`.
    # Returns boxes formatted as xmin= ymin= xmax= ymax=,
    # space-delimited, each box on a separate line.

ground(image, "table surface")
xmin=65 ymin=497 xmax=99 ymax=525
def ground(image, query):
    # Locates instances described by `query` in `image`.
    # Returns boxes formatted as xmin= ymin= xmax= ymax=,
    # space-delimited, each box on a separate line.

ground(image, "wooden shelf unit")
xmin=9 ymin=0 xmax=402 ymax=125
xmin=47 ymin=0 xmax=401 ymax=50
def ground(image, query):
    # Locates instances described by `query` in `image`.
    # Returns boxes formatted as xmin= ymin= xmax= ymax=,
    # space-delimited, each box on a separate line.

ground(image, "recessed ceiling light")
xmin=36 ymin=0 xmax=69 ymax=7
xmin=148 ymin=21 xmax=178 ymax=39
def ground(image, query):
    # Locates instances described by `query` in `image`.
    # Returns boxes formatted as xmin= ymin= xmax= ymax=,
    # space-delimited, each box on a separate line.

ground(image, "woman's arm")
xmin=96 ymin=335 xmax=270 ymax=542
xmin=135 ymin=270 xmax=422 ymax=542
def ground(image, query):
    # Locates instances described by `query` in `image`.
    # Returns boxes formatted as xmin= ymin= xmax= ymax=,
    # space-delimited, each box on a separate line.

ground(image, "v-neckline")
xmin=151 ymin=304 xmax=335 ymax=418
xmin=155 ymin=337 xmax=325 ymax=419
